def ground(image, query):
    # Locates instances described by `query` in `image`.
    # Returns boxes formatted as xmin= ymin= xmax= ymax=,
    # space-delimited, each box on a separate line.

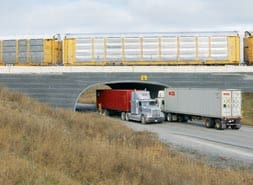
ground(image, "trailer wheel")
xmin=141 ymin=115 xmax=146 ymax=124
xmin=166 ymin=113 xmax=172 ymax=122
xmin=231 ymin=124 xmax=241 ymax=130
xmin=204 ymin=118 xmax=214 ymax=128
xmin=121 ymin=112 xmax=125 ymax=121
xmin=214 ymin=119 xmax=223 ymax=130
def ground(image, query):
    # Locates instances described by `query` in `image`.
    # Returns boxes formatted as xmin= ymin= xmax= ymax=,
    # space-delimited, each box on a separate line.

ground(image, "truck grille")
xmin=152 ymin=110 xmax=160 ymax=117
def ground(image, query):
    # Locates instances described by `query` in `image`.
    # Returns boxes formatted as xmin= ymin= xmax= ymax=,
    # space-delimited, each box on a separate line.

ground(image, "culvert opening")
xmin=75 ymin=81 xmax=168 ymax=112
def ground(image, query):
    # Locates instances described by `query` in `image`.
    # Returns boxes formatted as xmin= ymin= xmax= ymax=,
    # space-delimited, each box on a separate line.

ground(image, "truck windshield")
xmin=141 ymin=101 xmax=157 ymax=107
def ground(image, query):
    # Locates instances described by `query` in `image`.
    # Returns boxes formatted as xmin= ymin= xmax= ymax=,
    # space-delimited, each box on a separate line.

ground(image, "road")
xmin=123 ymin=120 xmax=253 ymax=168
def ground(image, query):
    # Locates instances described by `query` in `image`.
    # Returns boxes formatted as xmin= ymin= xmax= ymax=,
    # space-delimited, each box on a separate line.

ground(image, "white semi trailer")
xmin=157 ymin=88 xmax=241 ymax=130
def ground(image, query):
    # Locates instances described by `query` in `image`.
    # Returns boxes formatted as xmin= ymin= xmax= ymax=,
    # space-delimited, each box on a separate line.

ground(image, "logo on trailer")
xmin=168 ymin=91 xmax=176 ymax=96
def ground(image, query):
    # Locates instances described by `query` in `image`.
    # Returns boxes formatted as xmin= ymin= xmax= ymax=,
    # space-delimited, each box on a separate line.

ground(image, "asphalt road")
xmin=123 ymin=120 xmax=253 ymax=168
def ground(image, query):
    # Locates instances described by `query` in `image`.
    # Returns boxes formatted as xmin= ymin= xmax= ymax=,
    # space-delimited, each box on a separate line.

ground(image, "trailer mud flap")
xmin=221 ymin=120 xmax=227 ymax=129
xmin=222 ymin=123 xmax=227 ymax=129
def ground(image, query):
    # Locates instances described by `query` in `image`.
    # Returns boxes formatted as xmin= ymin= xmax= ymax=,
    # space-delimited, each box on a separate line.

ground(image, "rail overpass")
xmin=0 ymin=66 xmax=253 ymax=110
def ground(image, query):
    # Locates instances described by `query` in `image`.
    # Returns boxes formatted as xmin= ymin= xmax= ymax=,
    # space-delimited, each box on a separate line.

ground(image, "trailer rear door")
xmin=221 ymin=91 xmax=232 ymax=117
xmin=231 ymin=90 xmax=241 ymax=117
xmin=221 ymin=90 xmax=241 ymax=118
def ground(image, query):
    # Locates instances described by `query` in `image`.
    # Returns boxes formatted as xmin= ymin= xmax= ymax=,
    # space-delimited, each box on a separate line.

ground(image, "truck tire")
xmin=231 ymin=124 xmax=241 ymax=130
xmin=204 ymin=118 xmax=214 ymax=128
xmin=125 ymin=113 xmax=129 ymax=121
xmin=214 ymin=119 xmax=224 ymax=130
xmin=231 ymin=120 xmax=241 ymax=130
xmin=141 ymin=115 xmax=146 ymax=124
xmin=121 ymin=112 xmax=125 ymax=121
xmin=166 ymin=113 xmax=172 ymax=122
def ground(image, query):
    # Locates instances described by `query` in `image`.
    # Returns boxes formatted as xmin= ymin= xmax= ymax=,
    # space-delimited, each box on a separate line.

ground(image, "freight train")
xmin=0 ymin=31 xmax=253 ymax=66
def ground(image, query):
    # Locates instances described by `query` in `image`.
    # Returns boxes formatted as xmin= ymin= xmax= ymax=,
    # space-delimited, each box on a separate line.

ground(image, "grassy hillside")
xmin=242 ymin=93 xmax=253 ymax=126
xmin=0 ymin=88 xmax=252 ymax=185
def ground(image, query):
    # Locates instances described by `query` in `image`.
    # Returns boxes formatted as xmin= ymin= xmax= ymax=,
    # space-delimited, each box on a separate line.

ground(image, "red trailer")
xmin=96 ymin=89 xmax=132 ymax=112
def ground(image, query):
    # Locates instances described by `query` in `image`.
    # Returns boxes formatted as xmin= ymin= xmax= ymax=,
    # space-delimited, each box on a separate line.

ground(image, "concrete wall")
xmin=0 ymin=66 xmax=253 ymax=110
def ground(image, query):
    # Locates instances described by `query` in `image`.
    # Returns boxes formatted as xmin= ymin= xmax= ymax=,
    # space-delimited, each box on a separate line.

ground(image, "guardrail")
xmin=0 ymin=66 xmax=253 ymax=74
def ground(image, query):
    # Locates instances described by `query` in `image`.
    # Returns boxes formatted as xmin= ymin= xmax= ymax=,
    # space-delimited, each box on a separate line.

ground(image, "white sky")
xmin=0 ymin=0 xmax=252 ymax=37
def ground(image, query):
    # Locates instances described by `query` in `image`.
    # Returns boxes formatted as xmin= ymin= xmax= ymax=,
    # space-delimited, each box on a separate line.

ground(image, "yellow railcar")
xmin=244 ymin=31 xmax=253 ymax=65
xmin=0 ymin=32 xmax=241 ymax=66
xmin=0 ymin=37 xmax=61 ymax=66
xmin=63 ymin=32 xmax=240 ymax=66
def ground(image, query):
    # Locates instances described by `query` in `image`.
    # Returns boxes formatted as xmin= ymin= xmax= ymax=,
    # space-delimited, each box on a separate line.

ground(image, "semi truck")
xmin=96 ymin=89 xmax=164 ymax=124
xmin=157 ymin=88 xmax=241 ymax=130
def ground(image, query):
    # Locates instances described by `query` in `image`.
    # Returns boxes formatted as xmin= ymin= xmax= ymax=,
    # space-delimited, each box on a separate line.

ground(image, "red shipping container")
xmin=96 ymin=89 xmax=133 ymax=112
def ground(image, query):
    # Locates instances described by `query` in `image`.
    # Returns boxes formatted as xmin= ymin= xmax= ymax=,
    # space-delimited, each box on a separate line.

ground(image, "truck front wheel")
xmin=141 ymin=115 xmax=146 ymax=124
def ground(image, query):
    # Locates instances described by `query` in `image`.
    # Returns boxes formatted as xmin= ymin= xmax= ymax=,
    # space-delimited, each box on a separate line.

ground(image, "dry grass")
xmin=242 ymin=93 xmax=253 ymax=126
xmin=0 ymin=87 xmax=252 ymax=185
